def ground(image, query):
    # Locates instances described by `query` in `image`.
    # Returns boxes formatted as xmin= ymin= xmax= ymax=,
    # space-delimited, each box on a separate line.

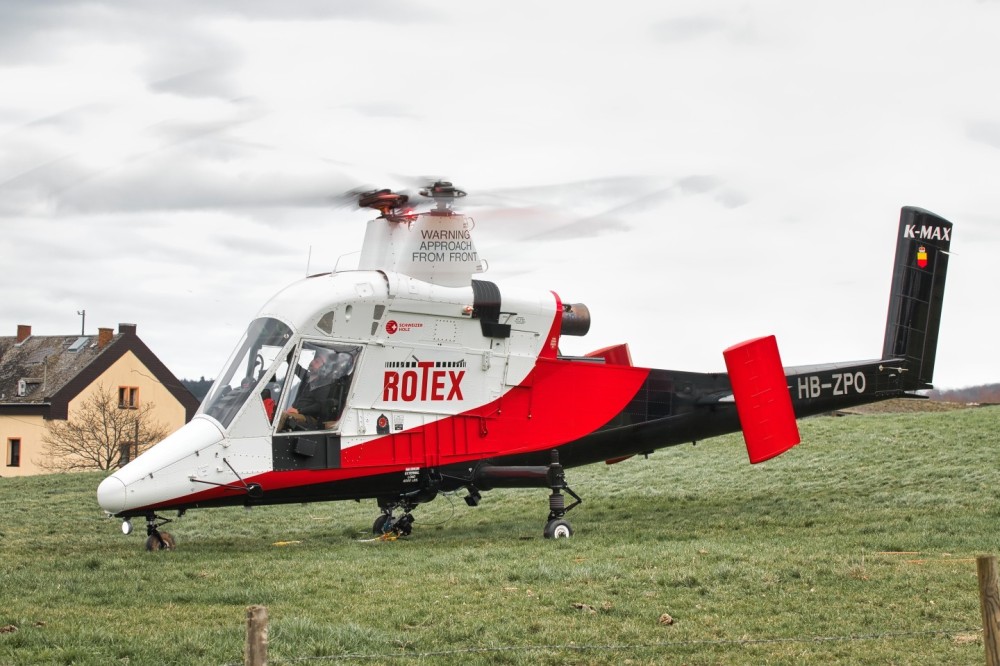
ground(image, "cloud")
xmin=349 ymin=102 xmax=422 ymax=121
xmin=0 ymin=107 xmax=367 ymax=216
xmin=649 ymin=10 xmax=758 ymax=46
xmin=966 ymin=120 xmax=1000 ymax=150
xmin=650 ymin=15 xmax=732 ymax=42
xmin=0 ymin=0 xmax=997 ymax=389
xmin=144 ymin=57 xmax=246 ymax=102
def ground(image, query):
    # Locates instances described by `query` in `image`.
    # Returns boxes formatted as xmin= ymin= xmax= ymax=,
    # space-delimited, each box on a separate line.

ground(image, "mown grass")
xmin=2 ymin=407 xmax=999 ymax=665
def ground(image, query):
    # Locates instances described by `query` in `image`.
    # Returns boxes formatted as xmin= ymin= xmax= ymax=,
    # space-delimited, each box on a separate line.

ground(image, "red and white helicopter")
xmin=97 ymin=182 xmax=953 ymax=549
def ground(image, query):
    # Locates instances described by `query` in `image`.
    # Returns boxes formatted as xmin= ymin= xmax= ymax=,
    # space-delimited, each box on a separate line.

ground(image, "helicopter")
xmin=97 ymin=181 xmax=953 ymax=549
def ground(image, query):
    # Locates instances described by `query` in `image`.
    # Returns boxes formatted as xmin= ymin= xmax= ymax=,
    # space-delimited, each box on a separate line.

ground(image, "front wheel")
xmin=543 ymin=519 xmax=573 ymax=539
xmin=145 ymin=531 xmax=176 ymax=551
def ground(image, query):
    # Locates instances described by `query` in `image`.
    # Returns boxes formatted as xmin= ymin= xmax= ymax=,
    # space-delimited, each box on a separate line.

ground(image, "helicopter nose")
xmin=97 ymin=475 xmax=127 ymax=515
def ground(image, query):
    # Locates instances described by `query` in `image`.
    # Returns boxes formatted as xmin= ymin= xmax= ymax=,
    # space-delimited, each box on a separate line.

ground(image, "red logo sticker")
xmin=385 ymin=320 xmax=398 ymax=335
xmin=382 ymin=362 xmax=465 ymax=402
xmin=916 ymin=246 xmax=928 ymax=269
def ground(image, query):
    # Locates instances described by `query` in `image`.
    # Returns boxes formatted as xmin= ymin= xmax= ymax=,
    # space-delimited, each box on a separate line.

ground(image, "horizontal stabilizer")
xmin=723 ymin=335 xmax=801 ymax=464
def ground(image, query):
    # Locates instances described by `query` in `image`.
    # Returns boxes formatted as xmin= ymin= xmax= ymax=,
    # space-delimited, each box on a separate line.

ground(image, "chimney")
xmin=118 ymin=323 xmax=137 ymax=336
xmin=98 ymin=327 xmax=114 ymax=349
xmin=16 ymin=324 xmax=31 ymax=343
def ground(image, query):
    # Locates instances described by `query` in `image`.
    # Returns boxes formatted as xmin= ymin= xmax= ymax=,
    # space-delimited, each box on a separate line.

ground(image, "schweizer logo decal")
xmin=916 ymin=246 xmax=928 ymax=269
xmin=383 ymin=359 xmax=466 ymax=402
xmin=385 ymin=320 xmax=423 ymax=335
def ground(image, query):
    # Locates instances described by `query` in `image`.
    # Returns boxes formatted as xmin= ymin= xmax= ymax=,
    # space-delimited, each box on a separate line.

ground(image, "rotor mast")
xmin=355 ymin=181 xmax=485 ymax=287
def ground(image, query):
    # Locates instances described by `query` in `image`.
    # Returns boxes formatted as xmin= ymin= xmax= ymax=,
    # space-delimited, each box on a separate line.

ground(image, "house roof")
xmin=0 ymin=324 xmax=200 ymax=420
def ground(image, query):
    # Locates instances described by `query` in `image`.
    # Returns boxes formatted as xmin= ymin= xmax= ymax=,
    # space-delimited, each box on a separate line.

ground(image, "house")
xmin=0 ymin=323 xmax=200 ymax=477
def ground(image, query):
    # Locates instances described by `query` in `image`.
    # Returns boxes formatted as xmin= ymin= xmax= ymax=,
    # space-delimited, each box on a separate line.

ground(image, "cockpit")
xmin=273 ymin=343 xmax=357 ymax=432
xmin=199 ymin=317 xmax=359 ymax=434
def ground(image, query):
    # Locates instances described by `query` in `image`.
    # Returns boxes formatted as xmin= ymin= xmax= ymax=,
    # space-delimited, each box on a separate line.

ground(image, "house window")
xmin=6 ymin=438 xmax=20 ymax=467
xmin=118 ymin=386 xmax=139 ymax=409
xmin=119 ymin=441 xmax=138 ymax=467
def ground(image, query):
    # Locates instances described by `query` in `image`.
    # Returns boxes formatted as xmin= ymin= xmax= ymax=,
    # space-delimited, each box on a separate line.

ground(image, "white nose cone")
xmin=97 ymin=475 xmax=127 ymax=514
xmin=95 ymin=416 xmax=226 ymax=516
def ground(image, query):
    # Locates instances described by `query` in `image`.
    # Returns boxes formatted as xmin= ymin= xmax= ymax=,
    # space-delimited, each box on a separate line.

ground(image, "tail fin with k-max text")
xmin=882 ymin=206 xmax=952 ymax=390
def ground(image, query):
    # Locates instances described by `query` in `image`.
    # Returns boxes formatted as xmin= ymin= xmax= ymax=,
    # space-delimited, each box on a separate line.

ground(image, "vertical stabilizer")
xmin=882 ymin=207 xmax=952 ymax=389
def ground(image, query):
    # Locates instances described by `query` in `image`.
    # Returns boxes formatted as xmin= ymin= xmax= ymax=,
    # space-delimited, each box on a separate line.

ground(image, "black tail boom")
xmin=495 ymin=206 xmax=956 ymax=471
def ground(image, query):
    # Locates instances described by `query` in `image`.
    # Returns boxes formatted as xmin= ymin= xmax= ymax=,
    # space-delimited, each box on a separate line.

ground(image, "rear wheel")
xmin=372 ymin=514 xmax=392 ymax=535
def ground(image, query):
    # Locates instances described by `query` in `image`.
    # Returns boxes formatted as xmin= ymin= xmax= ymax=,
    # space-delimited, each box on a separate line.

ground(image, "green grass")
xmin=2 ymin=407 xmax=999 ymax=665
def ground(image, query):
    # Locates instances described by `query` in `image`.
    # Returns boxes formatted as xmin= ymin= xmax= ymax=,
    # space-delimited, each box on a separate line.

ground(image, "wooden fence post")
xmin=245 ymin=605 xmax=269 ymax=666
xmin=978 ymin=555 xmax=1000 ymax=666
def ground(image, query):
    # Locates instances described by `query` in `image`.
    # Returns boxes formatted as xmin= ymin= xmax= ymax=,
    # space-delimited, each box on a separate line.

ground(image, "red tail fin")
xmin=723 ymin=336 xmax=800 ymax=464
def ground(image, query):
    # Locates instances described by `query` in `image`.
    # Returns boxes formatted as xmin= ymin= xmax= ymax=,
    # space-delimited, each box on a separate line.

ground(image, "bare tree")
xmin=41 ymin=384 xmax=171 ymax=471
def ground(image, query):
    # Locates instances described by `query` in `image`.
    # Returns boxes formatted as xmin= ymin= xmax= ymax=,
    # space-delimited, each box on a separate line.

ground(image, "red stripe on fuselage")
xmin=138 ymin=356 xmax=651 ymax=512
xmin=539 ymin=291 xmax=563 ymax=359
xmin=344 ymin=356 xmax=650 ymax=469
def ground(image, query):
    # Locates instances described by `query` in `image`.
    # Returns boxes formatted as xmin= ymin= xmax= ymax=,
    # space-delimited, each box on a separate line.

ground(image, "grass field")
xmin=2 ymin=406 xmax=999 ymax=665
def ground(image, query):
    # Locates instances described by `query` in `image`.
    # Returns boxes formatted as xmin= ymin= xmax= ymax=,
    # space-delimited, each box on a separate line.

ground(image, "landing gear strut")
xmin=144 ymin=513 xmax=176 ymax=551
xmin=372 ymin=498 xmax=417 ymax=538
xmin=544 ymin=450 xmax=581 ymax=539
xmin=371 ymin=472 xmax=440 ymax=539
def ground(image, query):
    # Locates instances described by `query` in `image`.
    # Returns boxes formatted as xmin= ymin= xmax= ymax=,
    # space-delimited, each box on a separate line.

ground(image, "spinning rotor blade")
xmin=469 ymin=174 xmax=746 ymax=247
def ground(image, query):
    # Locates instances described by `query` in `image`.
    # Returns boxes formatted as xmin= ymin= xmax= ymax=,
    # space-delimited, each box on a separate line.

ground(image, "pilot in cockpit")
xmin=283 ymin=351 xmax=335 ymax=430
xmin=325 ymin=351 xmax=355 ymax=422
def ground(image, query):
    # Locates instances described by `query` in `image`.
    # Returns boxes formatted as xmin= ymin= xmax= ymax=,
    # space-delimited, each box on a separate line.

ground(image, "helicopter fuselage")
xmin=98 ymin=265 xmax=636 ymax=515
xmin=96 ymin=201 xmax=953 ymax=542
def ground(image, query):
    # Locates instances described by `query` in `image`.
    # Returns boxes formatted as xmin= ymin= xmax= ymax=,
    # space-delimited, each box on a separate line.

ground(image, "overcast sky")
xmin=1 ymin=1 xmax=997 ymax=390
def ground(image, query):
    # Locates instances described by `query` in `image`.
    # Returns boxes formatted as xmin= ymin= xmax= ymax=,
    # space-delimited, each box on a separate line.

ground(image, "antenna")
xmin=77 ymin=309 xmax=85 ymax=335
xmin=306 ymin=246 xmax=312 ymax=276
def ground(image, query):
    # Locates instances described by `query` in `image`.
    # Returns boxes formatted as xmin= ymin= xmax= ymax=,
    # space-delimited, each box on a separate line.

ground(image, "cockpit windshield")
xmin=200 ymin=317 xmax=293 ymax=428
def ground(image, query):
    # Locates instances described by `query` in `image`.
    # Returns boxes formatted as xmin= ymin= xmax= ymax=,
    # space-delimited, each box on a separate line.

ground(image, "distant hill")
xmin=180 ymin=377 xmax=213 ymax=402
xmin=928 ymin=383 xmax=1000 ymax=404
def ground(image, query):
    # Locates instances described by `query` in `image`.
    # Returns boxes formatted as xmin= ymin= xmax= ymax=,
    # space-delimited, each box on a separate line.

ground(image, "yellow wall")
xmin=1 ymin=414 xmax=47 ymax=477
xmin=1 ymin=350 xmax=189 ymax=477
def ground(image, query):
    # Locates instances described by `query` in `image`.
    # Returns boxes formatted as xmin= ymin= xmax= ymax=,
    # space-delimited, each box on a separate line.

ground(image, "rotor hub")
xmin=358 ymin=189 xmax=410 ymax=217
xmin=420 ymin=180 xmax=466 ymax=214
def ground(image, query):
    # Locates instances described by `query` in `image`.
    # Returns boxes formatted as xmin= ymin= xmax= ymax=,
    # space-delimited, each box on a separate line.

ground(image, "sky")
xmin=1 ymin=1 xmax=997 ymax=390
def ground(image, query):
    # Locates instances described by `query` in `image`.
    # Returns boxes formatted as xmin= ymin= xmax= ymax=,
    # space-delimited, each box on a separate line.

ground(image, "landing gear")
xmin=143 ymin=513 xmax=176 ymax=551
xmin=372 ymin=498 xmax=417 ymax=537
xmin=543 ymin=518 xmax=573 ymax=539
xmin=543 ymin=450 xmax=581 ymax=539
xmin=369 ymin=471 xmax=441 ymax=539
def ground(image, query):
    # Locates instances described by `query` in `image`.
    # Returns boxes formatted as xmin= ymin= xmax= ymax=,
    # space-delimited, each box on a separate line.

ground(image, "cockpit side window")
xmin=200 ymin=318 xmax=293 ymax=428
xmin=316 ymin=311 xmax=335 ymax=334
xmin=260 ymin=357 xmax=290 ymax=424
xmin=277 ymin=342 xmax=359 ymax=434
